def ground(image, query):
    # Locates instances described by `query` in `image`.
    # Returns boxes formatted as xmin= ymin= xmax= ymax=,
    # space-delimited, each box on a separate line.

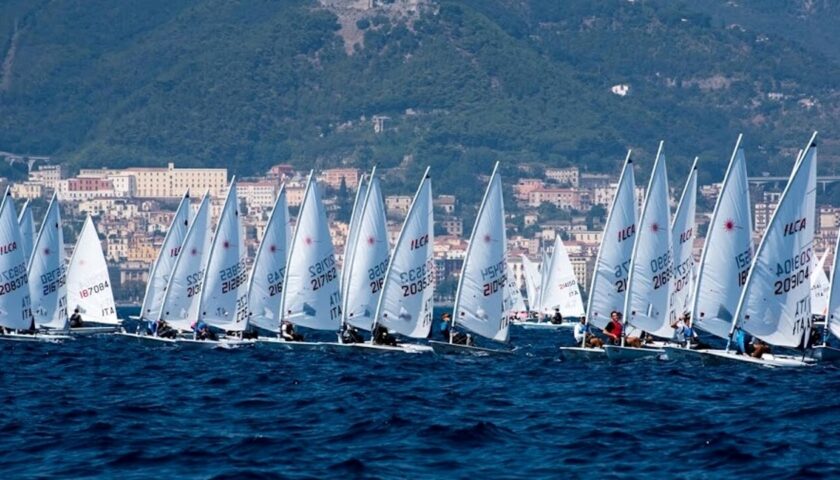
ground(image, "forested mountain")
xmin=1 ymin=0 xmax=838 ymax=204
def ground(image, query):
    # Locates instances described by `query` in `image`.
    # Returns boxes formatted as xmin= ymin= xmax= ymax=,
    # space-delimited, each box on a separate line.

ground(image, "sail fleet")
xmin=1 ymin=132 xmax=838 ymax=365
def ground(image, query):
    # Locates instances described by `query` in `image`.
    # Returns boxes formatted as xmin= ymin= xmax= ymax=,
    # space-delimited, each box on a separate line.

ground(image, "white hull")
xmin=604 ymin=345 xmax=666 ymax=361
xmin=255 ymin=337 xmax=327 ymax=350
xmin=513 ymin=321 xmax=572 ymax=330
xmin=558 ymin=346 xmax=606 ymax=360
xmin=114 ymin=331 xmax=179 ymax=345
xmin=0 ymin=332 xmax=72 ymax=343
xmin=428 ymin=340 xmax=513 ymax=356
xmin=176 ymin=338 xmax=255 ymax=350
xmin=696 ymin=349 xmax=815 ymax=368
xmin=811 ymin=346 xmax=840 ymax=362
xmin=322 ymin=341 xmax=433 ymax=354
xmin=69 ymin=325 xmax=120 ymax=335
xmin=662 ymin=345 xmax=705 ymax=362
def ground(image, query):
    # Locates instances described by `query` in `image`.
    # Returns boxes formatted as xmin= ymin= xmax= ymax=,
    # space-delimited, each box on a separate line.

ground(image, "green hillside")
xmin=1 ymin=0 xmax=838 ymax=203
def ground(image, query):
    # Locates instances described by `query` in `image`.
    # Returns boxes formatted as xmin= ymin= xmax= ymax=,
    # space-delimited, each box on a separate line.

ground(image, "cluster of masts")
xmin=2 ymin=132 xmax=836 ymax=364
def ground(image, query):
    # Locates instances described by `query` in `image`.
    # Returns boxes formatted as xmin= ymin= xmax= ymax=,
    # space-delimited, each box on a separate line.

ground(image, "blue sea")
xmin=2 ymin=306 xmax=840 ymax=479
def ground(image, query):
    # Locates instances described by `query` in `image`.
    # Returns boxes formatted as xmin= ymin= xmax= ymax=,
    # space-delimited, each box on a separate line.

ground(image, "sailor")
xmin=373 ymin=324 xmax=397 ymax=346
xmin=340 ymin=324 xmax=363 ymax=344
xmin=551 ymin=308 xmax=563 ymax=324
xmin=69 ymin=308 xmax=84 ymax=328
xmin=574 ymin=317 xmax=603 ymax=348
xmin=280 ymin=320 xmax=303 ymax=342
xmin=733 ymin=328 xmax=769 ymax=358
xmin=193 ymin=319 xmax=217 ymax=341
xmin=603 ymin=311 xmax=623 ymax=345
xmin=155 ymin=319 xmax=177 ymax=339
xmin=439 ymin=313 xmax=452 ymax=340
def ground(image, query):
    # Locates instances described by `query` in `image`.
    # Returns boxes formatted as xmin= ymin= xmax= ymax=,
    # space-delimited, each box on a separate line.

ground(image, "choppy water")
xmin=2 ymin=308 xmax=840 ymax=479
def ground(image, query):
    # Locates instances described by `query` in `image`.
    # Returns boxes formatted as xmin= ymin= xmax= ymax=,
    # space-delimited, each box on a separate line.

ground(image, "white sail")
xmin=247 ymin=186 xmax=291 ymax=333
xmin=139 ymin=192 xmax=192 ymax=322
xmin=341 ymin=176 xmax=368 ymax=299
xmin=521 ymin=254 xmax=541 ymax=312
xmin=810 ymin=250 xmax=829 ymax=317
xmin=827 ymin=233 xmax=840 ymax=340
xmin=18 ymin=200 xmax=35 ymax=264
xmin=66 ymin=216 xmax=118 ymax=325
xmin=28 ymin=194 xmax=67 ymax=329
xmin=505 ymin=265 xmax=527 ymax=313
xmin=375 ymin=167 xmax=434 ymax=338
xmin=692 ymin=136 xmax=753 ymax=339
xmin=586 ymin=152 xmax=637 ymax=329
xmin=158 ymin=193 xmax=211 ymax=331
xmin=539 ymin=235 xmax=585 ymax=317
xmin=341 ymin=170 xmax=390 ymax=331
xmin=624 ymin=142 xmax=673 ymax=339
xmin=735 ymin=133 xmax=818 ymax=347
xmin=538 ymin=250 xmax=550 ymax=311
xmin=453 ymin=162 xmax=509 ymax=342
xmin=670 ymin=159 xmax=698 ymax=323
xmin=197 ymin=179 xmax=249 ymax=331
xmin=0 ymin=189 xmax=33 ymax=330
xmin=280 ymin=172 xmax=341 ymax=330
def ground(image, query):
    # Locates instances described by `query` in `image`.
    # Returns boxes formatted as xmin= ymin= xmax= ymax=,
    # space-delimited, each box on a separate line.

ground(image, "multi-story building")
xmin=385 ymin=195 xmax=412 ymax=216
xmin=545 ymin=167 xmax=580 ymax=187
xmin=238 ymin=181 xmax=279 ymax=210
xmin=514 ymin=178 xmax=545 ymax=201
xmin=126 ymin=163 xmax=227 ymax=199
xmin=28 ymin=165 xmax=64 ymax=190
xmin=440 ymin=216 xmax=463 ymax=236
xmin=754 ymin=202 xmax=776 ymax=233
xmin=435 ymin=195 xmax=456 ymax=214
xmin=320 ymin=168 xmax=360 ymax=190
xmin=528 ymin=187 xmax=587 ymax=210
xmin=11 ymin=182 xmax=44 ymax=200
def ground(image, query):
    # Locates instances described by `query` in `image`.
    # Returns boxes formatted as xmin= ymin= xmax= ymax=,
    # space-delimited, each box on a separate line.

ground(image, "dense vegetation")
xmin=1 ymin=0 xmax=839 ymax=209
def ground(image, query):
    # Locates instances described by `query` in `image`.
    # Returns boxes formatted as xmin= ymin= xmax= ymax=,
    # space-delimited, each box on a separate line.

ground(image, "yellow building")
xmin=127 ymin=163 xmax=227 ymax=199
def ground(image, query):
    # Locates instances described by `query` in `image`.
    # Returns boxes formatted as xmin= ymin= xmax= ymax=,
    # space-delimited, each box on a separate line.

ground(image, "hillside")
xmin=1 ymin=0 xmax=839 ymax=204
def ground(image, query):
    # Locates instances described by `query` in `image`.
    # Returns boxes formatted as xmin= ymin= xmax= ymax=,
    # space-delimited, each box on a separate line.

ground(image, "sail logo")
xmin=679 ymin=227 xmax=693 ymax=244
xmin=0 ymin=241 xmax=17 ymax=255
xmin=617 ymin=224 xmax=635 ymax=242
xmin=783 ymin=217 xmax=806 ymax=237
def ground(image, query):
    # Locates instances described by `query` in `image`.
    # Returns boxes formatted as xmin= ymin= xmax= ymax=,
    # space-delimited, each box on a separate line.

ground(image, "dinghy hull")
xmin=322 ymin=342 xmax=433 ymax=354
xmin=604 ymin=345 xmax=665 ymax=361
xmin=513 ymin=321 xmax=569 ymax=330
xmin=114 ymin=331 xmax=179 ymax=345
xmin=69 ymin=325 xmax=120 ymax=335
xmin=428 ymin=340 xmax=513 ymax=356
xmin=558 ymin=346 xmax=606 ymax=360
xmin=662 ymin=346 xmax=705 ymax=362
xmin=255 ymin=337 xmax=326 ymax=350
xmin=0 ymin=332 xmax=71 ymax=343
xmin=177 ymin=338 xmax=255 ymax=350
xmin=696 ymin=349 xmax=815 ymax=367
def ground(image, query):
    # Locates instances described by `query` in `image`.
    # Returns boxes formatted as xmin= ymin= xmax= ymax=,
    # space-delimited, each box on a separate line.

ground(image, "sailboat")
xmin=810 ymin=250 xmax=830 ymax=318
xmin=0 ymin=188 xmax=68 ymax=343
xmin=669 ymin=158 xmax=698 ymax=326
xmin=504 ymin=265 xmax=527 ymax=317
xmin=697 ymin=133 xmax=819 ymax=367
xmin=815 ymin=239 xmax=840 ymax=360
xmin=430 ymin=162 xmax=512 ymax=355
xmin=155 ymin=193 xmax=212 ymax=336
xmin=178 ymin=179 xmax=252 ymax=348
xmin=64 ymin=215 xmax=120 ymax=334
xmin=604 ymin=142 xmax=673 ymax=360
xmin=134 ymin=192 xmax=192 ymax=323
xmin=331 ymin=167 xmax=399 ymax=348
xmin=561 ymin=151 xmax=636 ymax=359
xmin=29 ymin=194 xmax=68 ymax=332
xmin=365 ymin=167 xmax=435 ymax=352
xmin=18 ymin=200 xmax=34 ymax=264
xmin=246 ymin=185 xmax=291 ymax=337
xmin=515 ymin=254 xmax=541 ymax=319
xmin=665 ymin=136 xmax=753 ymax=362
xmin=341 ymin=174 xmax=368 ymax=299
xmin=274 ymin=171 xmax=341 ymax=347
xmin=515 ymin=238 xmax=583 ymax=330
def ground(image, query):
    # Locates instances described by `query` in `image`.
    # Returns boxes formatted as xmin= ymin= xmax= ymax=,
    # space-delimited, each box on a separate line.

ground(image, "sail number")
xmin=309 ymin=255 xmax=337 ymax=291
xmin=368 ymin=258 xmax=389 ymax=294
xmin=400 ymin=260 xmax=434 ymax=297
xmin=267 ymin=268 xmax=285 ymax=296
xmin=774 ymin=266 xmax=810 ymax=295
xmin=79 ymin=281 xmax=110 ymax=298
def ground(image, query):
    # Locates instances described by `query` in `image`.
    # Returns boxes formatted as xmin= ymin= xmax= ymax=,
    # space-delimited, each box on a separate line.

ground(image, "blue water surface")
xmin=2 ymin=307 xmax=839 ymax=479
